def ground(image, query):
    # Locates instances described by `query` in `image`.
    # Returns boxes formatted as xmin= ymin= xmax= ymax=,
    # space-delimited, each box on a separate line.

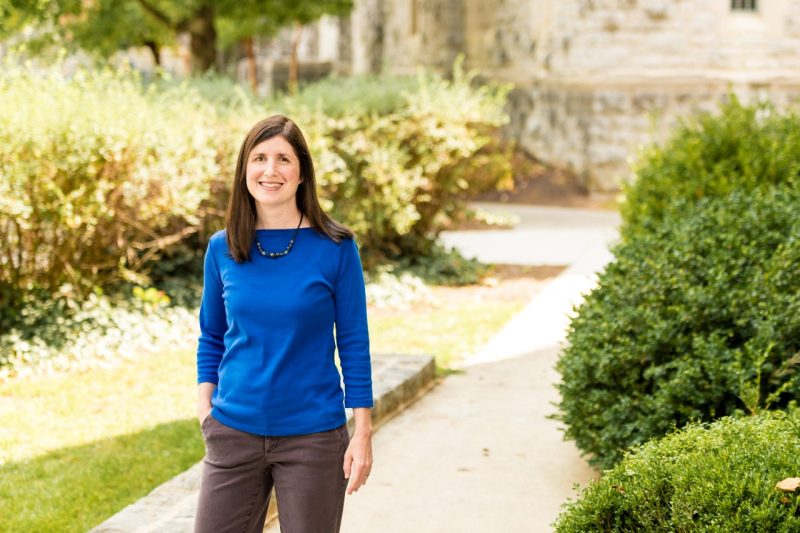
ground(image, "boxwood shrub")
xmin=621 ymin=95 xmax=800 ymax=237
xmin=554 ymin=409 xmax=800 ymax=532
xmin=555 ymin=188 xmax=800 ymax=469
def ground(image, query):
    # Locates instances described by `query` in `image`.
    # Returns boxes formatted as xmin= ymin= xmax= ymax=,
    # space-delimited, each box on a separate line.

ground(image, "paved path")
xmin=440 ymin=203 xmax=619 ymax=267
xmin=338 ymin=203 xmax=621 ymax=533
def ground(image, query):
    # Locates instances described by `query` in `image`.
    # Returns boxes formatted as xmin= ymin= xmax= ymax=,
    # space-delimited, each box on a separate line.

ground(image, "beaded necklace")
xmin=254 ymin=215 xmax=303 ymax=258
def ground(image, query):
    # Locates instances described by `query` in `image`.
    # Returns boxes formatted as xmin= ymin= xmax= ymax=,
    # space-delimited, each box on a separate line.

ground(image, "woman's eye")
xmin=281 ymin=157 xmax=290 ymax=163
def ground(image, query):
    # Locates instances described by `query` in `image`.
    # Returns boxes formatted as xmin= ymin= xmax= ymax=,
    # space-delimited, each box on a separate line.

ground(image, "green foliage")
xmin=555 ymin=410 xmax=800 ymax=532
xmin=273 ymin=73 xmax=421 ymax=117
xmin=0 ymin=54 xmax=508 ymax=295
xmin=1 ymin=0 xmax=353 ymax=70
xmin=283 ymin=59 xmax=514 ymax=267
xmin=149 ymin=69 xmax=262 ymax=114
xmin=556 ymin=188 xmax=800 ymax=469
xmin=0 ymin=0 xmax=173 ymax=60
xmin=621 ymin=95 xmax=800 ymax=237
xmin=365 ymin=270 xmax=432 ymax=310
xmin=0 ymin=284 xmax=199 ymax=379
xmin=0 ymin=58 xmax=233 ymax=304
xmin=218 ymin=0 xmax=353 ymax=53
xmin=394 ymin=243 xmax=491 ymax=286
xmin=0 ymin=56 xmax=509 ymax=373
xmin=557 ymin=97 xmax=800 ymax=470
xmin=59 ymin=0 xmax=175 ymax=59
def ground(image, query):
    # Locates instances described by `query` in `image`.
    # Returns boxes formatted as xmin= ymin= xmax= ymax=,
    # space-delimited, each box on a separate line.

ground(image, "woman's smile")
xmin=245 ymin=135 xmax=302 ymax=207
xmin=256 ymin=180 xmax=284 ymax=191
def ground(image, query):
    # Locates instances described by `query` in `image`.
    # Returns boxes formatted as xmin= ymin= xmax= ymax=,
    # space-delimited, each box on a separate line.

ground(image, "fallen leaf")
xmin=775 ymin=478 xmax=800 ymax=492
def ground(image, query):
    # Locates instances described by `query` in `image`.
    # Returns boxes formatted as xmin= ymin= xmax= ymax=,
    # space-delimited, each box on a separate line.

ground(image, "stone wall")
xmin=462 ymin=0 xmax=800 ymax=82
xmin=350 ymin=0 xmax=385 ymax=74
xmin=295 ymin=0 xmax=800 ymax=191
xmin=468 ymin=0 xmax=800 ymax=191
xmin=548 ymin=0 xmax=800 ymax=80
xmin=488 ymin=0 xmax=800 ymax=190
xmin=507 ymin=78 xmax=800 ymax=191
xmin=380 ymin=0 xmax=465 ymax=73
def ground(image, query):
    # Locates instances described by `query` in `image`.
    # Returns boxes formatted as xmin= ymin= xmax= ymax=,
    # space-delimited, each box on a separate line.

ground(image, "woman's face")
xmin=245 ymin=135 xmax=303 ymax=210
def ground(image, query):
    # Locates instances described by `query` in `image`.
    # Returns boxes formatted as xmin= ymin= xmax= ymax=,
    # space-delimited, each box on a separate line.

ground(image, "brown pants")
xmin=194 ymin=414 xmax=350 ymax=533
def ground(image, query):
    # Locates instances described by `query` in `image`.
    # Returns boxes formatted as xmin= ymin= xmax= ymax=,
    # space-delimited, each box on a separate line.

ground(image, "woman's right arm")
xmin=196 ymin=236 xmax=227 ymax=424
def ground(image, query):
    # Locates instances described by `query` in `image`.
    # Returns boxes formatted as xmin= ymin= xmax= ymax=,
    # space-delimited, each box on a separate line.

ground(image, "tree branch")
xmin=135 ymin=0 xmax=179 ymax=30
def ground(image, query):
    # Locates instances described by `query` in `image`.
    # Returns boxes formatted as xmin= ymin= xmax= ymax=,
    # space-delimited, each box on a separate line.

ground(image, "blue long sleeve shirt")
xmin=196 ymin=227 xmax=373 ymax=436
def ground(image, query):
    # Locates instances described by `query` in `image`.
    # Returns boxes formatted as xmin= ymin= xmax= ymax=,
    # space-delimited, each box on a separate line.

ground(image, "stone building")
xmin=273 ymin=0 xmax=800 ymax=191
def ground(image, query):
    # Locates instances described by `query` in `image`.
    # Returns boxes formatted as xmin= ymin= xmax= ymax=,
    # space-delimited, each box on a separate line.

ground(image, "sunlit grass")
xmin=0 ymin=419 xmax=202 ymax=533
xmin=369 ymin=301 xmax=525 ymax=368
xmin=0 ymin=348 xmax=203 ymax=532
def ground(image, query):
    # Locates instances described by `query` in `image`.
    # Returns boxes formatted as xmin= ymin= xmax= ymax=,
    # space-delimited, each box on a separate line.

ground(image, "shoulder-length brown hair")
xmin=225 ymin=115 xmax=354 ymax=262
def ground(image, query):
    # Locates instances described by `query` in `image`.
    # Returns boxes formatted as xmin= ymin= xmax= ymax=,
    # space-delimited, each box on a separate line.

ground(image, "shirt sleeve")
xmin=334 ymin=238 xmax=374 ymax=408
xmin=196 ymin=236 xmax=227 ymax=384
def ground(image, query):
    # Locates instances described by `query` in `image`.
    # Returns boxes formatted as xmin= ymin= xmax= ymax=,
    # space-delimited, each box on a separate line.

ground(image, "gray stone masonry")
xmin=89 ymin=354 xmax=436 ymax=533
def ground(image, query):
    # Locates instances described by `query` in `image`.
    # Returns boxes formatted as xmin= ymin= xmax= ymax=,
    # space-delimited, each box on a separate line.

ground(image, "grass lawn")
xmin=0 ymin=266 xmax=558 ymax=532
xmin=0 ymin=348 xmax=203 ymax=532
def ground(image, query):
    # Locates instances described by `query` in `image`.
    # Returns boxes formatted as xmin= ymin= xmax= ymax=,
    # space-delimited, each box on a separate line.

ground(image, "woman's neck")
xmin=254 ymin=206 xmax=304 ymax=230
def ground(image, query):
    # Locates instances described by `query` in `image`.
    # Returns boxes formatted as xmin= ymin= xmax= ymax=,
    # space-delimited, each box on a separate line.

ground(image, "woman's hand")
xmin=197 ymin=382 xmax=216 ymax=425
xmin=344 ymin=408 xmax=373 ymax=494
xmin=197 ymin=403 xmax=212 ymax=425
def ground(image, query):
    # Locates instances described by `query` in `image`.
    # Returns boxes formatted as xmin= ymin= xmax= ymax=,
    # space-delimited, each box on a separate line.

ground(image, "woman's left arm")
xmin=333 ymin=238 xmax=375 ymax=494
xmin=344 ymin=407 xmax=373 ymax=494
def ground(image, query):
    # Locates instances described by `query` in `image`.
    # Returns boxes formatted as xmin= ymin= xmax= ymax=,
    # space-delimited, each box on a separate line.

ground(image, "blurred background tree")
xmin=0 ymin=0 xmax=352 ymax=77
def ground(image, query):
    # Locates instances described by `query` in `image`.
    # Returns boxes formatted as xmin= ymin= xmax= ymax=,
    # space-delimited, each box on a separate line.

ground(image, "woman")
xmin=194 ymin=115 xmax=374 ymax=533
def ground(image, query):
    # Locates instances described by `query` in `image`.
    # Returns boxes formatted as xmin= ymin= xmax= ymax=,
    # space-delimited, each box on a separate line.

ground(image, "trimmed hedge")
xmin=555 ymin=410 xmax=800 ymax=532
xmin=556 ymin=188 xmax=800 ymax=469
xmin=621 ymin=95 xmax=800 ymax=236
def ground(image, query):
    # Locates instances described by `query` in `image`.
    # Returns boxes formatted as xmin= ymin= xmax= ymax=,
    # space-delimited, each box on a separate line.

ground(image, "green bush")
xmin=622 ymin=95 xmax=800 ymax=236
xmin=0 ymin=56 xmax=510 ymax=296
xmin=272 ymin=73 xmax=420 ymax=117
xmin=0 ymin=283 xmax=198 ymax=379
xmin=281 ymin=59 xmax=514 ymax=267
xmin=555 ymin=410 xmax=800 ymax=532
xmin=556 ymin=188 xmax=800 ymax=469
xmin=0 ymin=55 xmax=512 ymax=373
xmin=0 ymin=58 xmax=236 ymax=304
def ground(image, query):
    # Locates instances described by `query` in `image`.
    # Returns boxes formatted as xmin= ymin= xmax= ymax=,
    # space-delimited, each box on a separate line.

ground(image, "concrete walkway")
xmin=338 ymin=203 xmax=620 ymax=532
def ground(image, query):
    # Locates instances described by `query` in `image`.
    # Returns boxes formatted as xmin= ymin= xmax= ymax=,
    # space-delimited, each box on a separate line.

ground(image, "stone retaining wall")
xmin=506 ymin=78 xmax=800 ymax=191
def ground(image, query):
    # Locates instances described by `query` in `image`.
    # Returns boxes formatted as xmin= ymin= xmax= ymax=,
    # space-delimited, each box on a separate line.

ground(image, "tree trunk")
xmin=288 ymin=21 xmax=302 ymax=94
xmin=144 ymin=40 xmax=161 ymax=66
xmin=242 ymin=36 xmax=258 ymax=93
xmin=186 ymin=3 xmax=217 ymax=74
